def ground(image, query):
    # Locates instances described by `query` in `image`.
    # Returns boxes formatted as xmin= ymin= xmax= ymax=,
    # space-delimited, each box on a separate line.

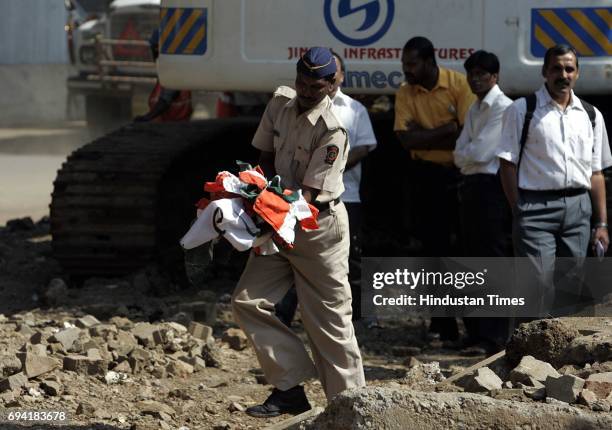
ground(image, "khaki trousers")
xmin=232 ymin=201 xmax=365 ymax=399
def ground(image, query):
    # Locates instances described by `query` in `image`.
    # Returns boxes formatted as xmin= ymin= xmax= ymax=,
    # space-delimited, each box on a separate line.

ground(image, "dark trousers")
xmin=408 ymin=160 xmax=462 ymax=340
xmin=275 ymin=201 xmax=363 ymax=325
xmin=459 ymin=173 xmax=514 ymax=347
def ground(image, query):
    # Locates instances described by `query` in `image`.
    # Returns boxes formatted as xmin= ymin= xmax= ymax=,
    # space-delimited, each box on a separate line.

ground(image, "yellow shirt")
xmin=394 ymin=67 xmax=476 ymax=165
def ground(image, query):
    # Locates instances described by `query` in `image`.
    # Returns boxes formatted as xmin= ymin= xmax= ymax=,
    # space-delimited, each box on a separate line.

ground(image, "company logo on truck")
xmin=324 ymin=0 xmax=394 ymax=46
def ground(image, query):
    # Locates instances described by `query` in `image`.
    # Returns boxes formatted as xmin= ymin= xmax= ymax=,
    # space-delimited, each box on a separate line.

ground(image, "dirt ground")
xmin=0 ymin=219 xmax=493 ymax=430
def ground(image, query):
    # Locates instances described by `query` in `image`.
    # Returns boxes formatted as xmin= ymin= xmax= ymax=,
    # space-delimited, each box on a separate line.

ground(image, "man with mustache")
xmin=232 ymin=47 xmax=365 ymax=418
xmin=497 ymin=44 xmax=612 ymax=316
xmin=394 ymin=36 xmax=475 ymax=341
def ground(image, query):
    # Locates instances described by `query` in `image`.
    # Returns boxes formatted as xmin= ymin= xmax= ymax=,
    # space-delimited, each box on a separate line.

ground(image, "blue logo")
xmin=324 ymin=0 xmax=394 ymax=46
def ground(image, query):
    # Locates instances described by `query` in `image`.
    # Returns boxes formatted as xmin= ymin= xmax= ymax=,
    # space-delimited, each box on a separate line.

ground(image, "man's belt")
xmin=312 ymin=198 xmax=340 ymax=212
xmin=519 ymin=188 xmax=587 ymax=197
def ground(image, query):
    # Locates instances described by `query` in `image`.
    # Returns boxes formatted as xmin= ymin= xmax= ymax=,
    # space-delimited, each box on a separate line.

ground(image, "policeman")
xmin=232 ymin=47 xmax=366 ymax=418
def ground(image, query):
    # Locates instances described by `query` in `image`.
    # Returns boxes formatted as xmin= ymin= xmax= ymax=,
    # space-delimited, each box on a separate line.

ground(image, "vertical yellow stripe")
xmin=594 ymin=9 xmax=611 ymax=29
xmin=568 ymin=10 xmax=612 ymax=55
xmin=535 ymin=24 xmax=556 ymax=49
xmin=168 ymin=10 xmax=203 ymax=54
xmin=184 ymin=25 xmax=206 ymax=54
xmin=160 ymin=9 xmax=183 ymax=48
xmin=539 ymin=10 xmax=594 ymax=55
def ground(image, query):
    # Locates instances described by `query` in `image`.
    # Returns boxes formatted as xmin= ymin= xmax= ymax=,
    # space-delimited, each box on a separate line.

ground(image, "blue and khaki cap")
xmin=297 ymin=47 xmax=337 ymax=79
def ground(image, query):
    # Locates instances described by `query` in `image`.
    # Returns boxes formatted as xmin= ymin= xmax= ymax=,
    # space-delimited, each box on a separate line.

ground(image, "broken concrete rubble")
xmin=508 ymin=355 xmax=560 ymax=385
xmin=544 ymin=374 xmax=585 ymax=404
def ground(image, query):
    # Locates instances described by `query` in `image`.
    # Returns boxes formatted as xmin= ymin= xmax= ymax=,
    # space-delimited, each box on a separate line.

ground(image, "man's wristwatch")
xmin=594 ymin=222 xmax=608 ymax=229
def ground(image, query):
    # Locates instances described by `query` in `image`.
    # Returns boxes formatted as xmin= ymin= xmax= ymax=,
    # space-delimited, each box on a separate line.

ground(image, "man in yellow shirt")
xmin=394 ymin=36 xmax=475 ymax=341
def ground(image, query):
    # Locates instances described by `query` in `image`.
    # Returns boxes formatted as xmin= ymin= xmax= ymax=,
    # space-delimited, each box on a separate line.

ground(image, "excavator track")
xmin=50 ymin=119 xmax=259 ymax=278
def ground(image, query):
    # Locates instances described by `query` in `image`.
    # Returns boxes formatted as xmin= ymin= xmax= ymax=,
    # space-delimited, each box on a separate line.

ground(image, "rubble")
xmin=307 ymin=388 xmax=612 ymax=430
xmin=544 ymin=374 xmax=585 ymax=404
xmin=584 ymin=372 xmax=612 ymax=399
xmin=222 ymin=328 xmax=248 ymax=350
xmin=459 ymin=367 xmax=502 ymax=393
xmin=506 ymin=319 xmax=579 ymax=367
xmin=508 ymin=355 xmax=560 ymax=385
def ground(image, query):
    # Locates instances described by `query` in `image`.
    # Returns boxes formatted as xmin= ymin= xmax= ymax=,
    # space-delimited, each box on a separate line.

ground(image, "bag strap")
xmin=516 ymin=93 xmax=537 ymax=181
xmin=578 ymin=97 xmax=596 ymax=130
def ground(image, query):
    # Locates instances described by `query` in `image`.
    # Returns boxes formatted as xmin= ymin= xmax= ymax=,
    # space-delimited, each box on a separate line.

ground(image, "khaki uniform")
xmin=232 ymin=86 xmax=365 ymax=399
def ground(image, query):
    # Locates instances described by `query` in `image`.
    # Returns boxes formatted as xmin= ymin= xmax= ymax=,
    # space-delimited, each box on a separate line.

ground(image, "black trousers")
xmin=458 ymin=173 xmax=514 ymax=347
xmin=408 ymin=160 xmax=461 ymax=340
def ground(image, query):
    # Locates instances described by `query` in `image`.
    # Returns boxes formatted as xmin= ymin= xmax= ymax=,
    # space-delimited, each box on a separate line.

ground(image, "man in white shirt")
xmin=275 ymin=52 xmax=377 ymax=323
xmin=497 ymin=44 xmax=611 ymax=316
xmin=453 ymin=50 xmax=513 ymax=350
xmin=329 ymin=51 xmax=378 ymax=320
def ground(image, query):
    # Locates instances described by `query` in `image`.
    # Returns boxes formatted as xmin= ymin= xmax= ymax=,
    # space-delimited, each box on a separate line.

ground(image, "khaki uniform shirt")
xmin=252 ymin=86 xmax=349 ymax=204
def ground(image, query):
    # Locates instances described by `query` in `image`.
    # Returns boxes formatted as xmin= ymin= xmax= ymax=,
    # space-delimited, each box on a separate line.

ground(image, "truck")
xmin=51 ymin=0 xmax=612 ymax=280
xmin=65 ymin=0 xmax=160 ymax=132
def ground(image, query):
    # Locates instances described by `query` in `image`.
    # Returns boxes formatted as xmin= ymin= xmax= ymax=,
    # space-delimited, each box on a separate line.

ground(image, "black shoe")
xmin=246 ymin=386 xmax=311 ymax=418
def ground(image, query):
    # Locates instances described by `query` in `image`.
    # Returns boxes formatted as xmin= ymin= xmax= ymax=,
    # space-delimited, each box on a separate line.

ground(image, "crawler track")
xmin=50 ymin=119 xmax=259 ymax=278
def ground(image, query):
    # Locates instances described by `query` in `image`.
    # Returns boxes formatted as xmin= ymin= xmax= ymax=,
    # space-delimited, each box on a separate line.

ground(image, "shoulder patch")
xmin=325 ymin=145 xmax=339 ymax=165
xmin=273 ymin=85 xmax=297 ymax=100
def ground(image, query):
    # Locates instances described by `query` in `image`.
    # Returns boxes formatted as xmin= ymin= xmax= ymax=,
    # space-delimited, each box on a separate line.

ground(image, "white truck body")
xmin=158 ymin=0 xmax=611 ymax=96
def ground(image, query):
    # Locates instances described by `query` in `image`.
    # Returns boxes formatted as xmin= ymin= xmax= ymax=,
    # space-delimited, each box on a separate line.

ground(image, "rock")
xmin=506 ymin=319 xmax=579 ymax=367
xmin=311 ymin=388 xmax=612 ymax=429
xmin=179 ymin=356 xmax=206 ymax=372
xmin=460 ymin=367 xmax=502 ymax=393
xmin=109 ymin=317 xmax=134 ymax=330
xmin=592 ymin=399 xmax=611 ymax=412
xmin=523 ymin=386 xmax=546 ymax=400
xmin=188 ymin=322 xmax=214 ymax=344
xmin=28 ymin=332 xmax=44 ymax=344
xmin=131 ymin=323 xmax=158 ymax=347
xmin=0 ymin=372 xmax=28 ymax=393
xmin=44 ymin=278 xmax=69 ymax=306
xmin=228 ymin=401 xmax=245 ymax=412
xmin=49 ymin=327 xmax=81 ymax=351
xmin=0 ymin=390 xmax=15 ymax=405
xmin=113 ymin=360 xmax=132 ymax=374
xmin=75 ymin=315 xmax=100 ymax=329
xmin=509 ymin=355 xmax=560 ymax=385
xmin=0 ymin=355 xmax=22 ymax=377
xmin=212 ymin=422 xmax=231 ymax=430
xmin=558 ymin=364 xmax=581 ymax=376
xmin=404 ymin=356 xmax=422 ymax=368
xmin=137 ymin=400 xmax=176 ymax=418
xmin=403 ymin=362 xmax=445 ymax=388
xmin=19 ymin=353 xmax=59 ymax=378
xmin=76 ymin=401 xmax=96 ymax=415
xmin=503 ymin=381 xmax=513 ymax=389
xmin=579 ymin=389 xmax=598 ymax=408
xmin=40 ymin=380 xmax=61 ymax=396
xmin=87 ymin=324 xmax=117 ymax=339
xmin=201 ymin=344 xmax=222 ymax=368
xmin=584 ymin=372 xmax=612 ymax=399
xmin=166 ymin=360 xmax=194 ymax=377
xmin=165 ymin=322 xmax=188 ymax=334
xmin=561 ymin=333 xmax=612 ymax=366
xmin=63 ymin=355 xmax=108 ymax=375
xmin=108 ymin=331 xmax=138 ymax=356
xmin=16 ymin=324 xmax=35 ymax=336
xmin=130 ymin=347 xmax=152 ymax=362
xmin=222 ymin=328 xmax=248 ymax=351
xmin=545 ymin=374 xmax=585 ymax=404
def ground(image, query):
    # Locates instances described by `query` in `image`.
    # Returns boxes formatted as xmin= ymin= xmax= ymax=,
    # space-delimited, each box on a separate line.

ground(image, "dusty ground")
xmin=0 ymin=220 xmax=492 ymax=430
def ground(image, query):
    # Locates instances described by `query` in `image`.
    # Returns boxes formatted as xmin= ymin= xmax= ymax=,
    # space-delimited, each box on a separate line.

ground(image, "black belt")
xmin=519 ymin=188 xmax=587 ymax=197
xmin=313 ymin=198 xmax=340 ymax=212
xmin=461 ymin=173 xmax=498 ymax=184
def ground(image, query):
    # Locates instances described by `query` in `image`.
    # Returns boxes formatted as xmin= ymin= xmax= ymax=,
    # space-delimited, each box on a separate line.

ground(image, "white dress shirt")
xmin=453 ymin=84 xmax=512 ymax=175
xmin=331 ymin=89 xmax=377 ymax=203
xmin=497 ymin=85 xmax=612 ymax=190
